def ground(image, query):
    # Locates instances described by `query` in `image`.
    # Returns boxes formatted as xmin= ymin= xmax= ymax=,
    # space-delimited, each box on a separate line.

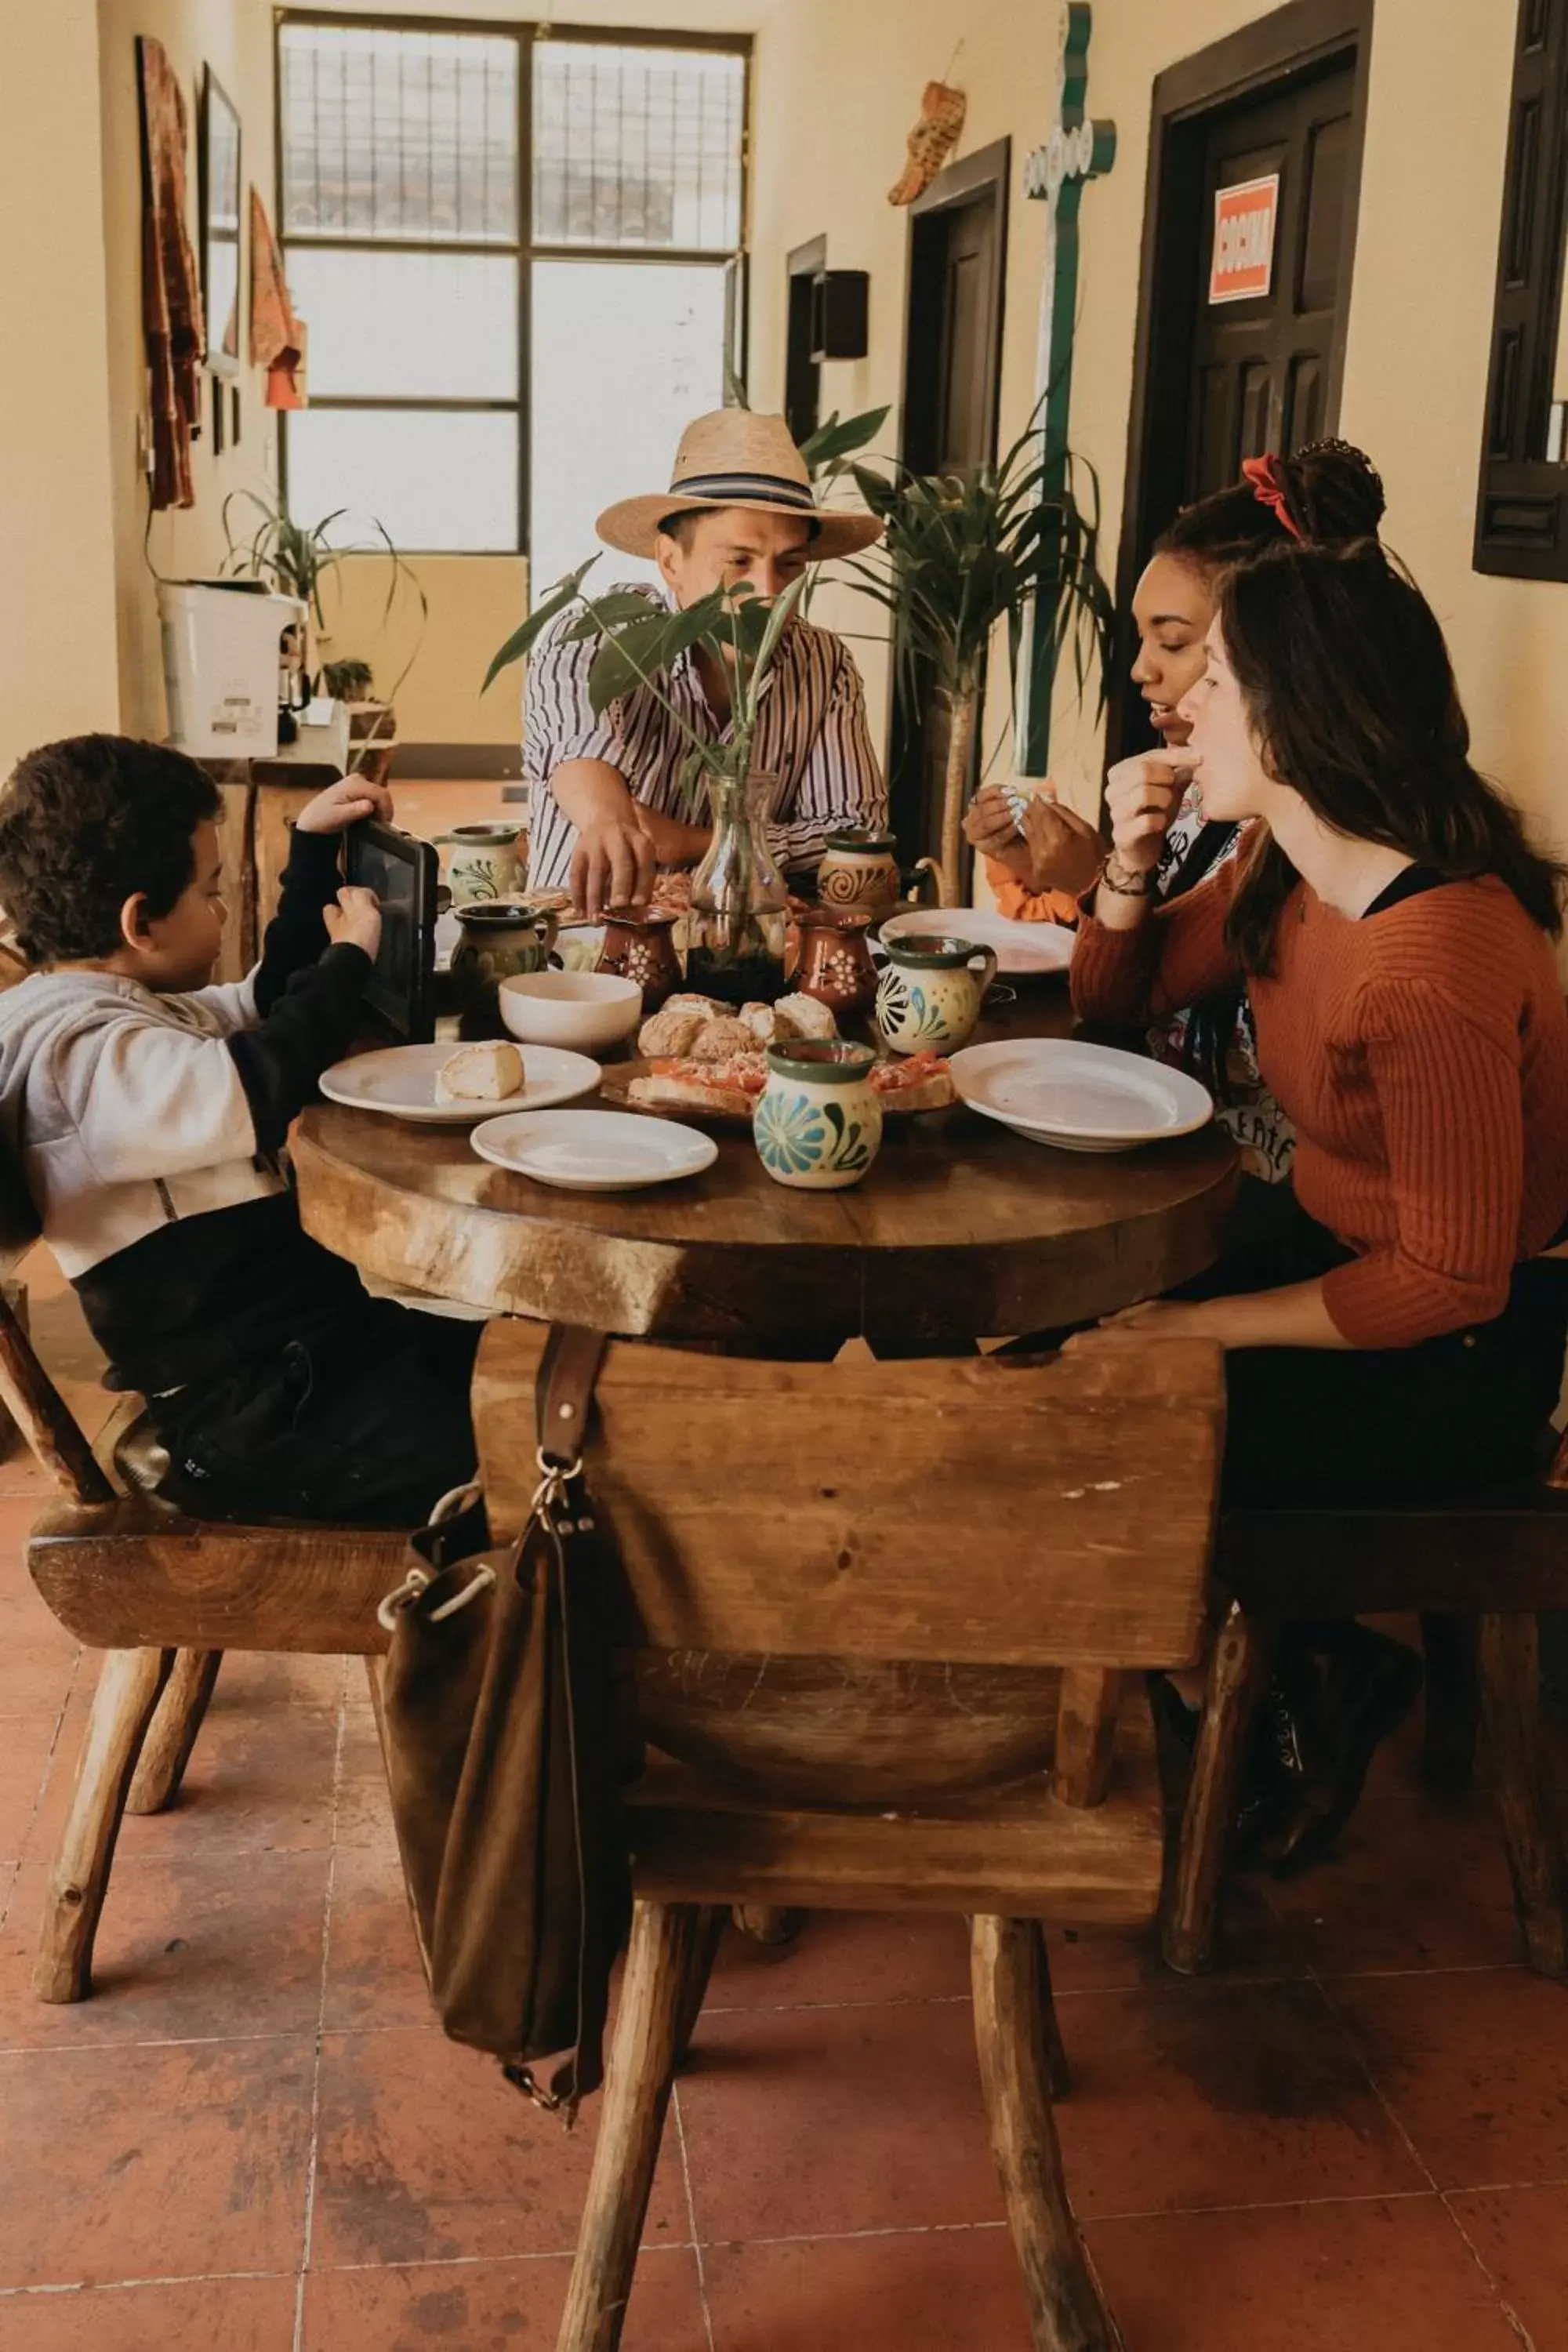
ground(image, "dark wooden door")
xmin=893 ymin=146 xmax=1007 ymax=871
xmin=1185 ymin=62 xmax=1356 ymax=495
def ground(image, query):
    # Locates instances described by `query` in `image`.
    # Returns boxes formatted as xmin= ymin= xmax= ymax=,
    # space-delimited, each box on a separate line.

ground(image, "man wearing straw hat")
xmin=524 ymin=410 xmax=887 ymax=917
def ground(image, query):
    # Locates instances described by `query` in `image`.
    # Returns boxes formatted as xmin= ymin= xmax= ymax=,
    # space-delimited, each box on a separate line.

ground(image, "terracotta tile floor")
xmin=3 ymin=1264 xmax=1568 ymax=2349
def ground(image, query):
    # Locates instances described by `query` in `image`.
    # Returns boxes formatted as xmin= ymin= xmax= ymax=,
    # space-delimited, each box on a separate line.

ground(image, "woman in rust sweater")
xmin=1069 ymin=537 xmax=1568 ymax=1505
xmin=1068 ymin=539 xmax=1568 ymax=1863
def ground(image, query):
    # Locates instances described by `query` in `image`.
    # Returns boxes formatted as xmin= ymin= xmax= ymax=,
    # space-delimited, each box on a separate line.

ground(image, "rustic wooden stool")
xmin=1164 ymin=1444 xmax=1568 ymax=1980
xmin=470 ymin=1319 xmax=1229 ymax=2352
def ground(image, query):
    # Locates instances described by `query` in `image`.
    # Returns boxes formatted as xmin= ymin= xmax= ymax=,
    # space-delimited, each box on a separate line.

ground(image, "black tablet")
xmin=343 ymin=818 xmax=438 ymax=1044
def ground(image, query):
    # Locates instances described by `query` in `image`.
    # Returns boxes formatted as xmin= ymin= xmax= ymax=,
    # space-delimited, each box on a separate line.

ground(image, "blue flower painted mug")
xmin=753 ymin=1040 xmax=883 ymax=1191
xmin=874 ymin=934 xmax=999 ymax=1055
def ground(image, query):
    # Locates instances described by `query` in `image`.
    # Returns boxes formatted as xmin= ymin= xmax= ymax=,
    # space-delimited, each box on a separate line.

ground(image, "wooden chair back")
xmin=474 ymin=1319 xmax=1225 ymax=1673
xmin=0 ymin=1142 xmax=110 ymax=1507
xmin=474 ymin=1321 xmax=1224 ymax=1810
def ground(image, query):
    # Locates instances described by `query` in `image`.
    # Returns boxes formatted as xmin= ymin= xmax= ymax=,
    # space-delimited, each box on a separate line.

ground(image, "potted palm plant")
xmin=846 ymin=420 xmax=1116 ymax=906
xmin=221 ymin=492 xmax=426 ymax=776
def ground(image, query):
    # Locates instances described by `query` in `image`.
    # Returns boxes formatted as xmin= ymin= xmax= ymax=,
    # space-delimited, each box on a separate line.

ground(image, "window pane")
xmin=285 ymin=251 xmax=517 ymax=398
xmin=280 ymin=24 xmax=517 ymax=244
xmin=286 ymin=409 xmax=519 ymax=552
xmin=533 ymin=44 xmax=743 ymax=252
xmin=530 ymin=260 xmax=726 ymax=593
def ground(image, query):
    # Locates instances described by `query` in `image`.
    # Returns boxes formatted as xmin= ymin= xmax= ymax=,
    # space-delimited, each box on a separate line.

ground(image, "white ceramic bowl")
xmin=499 ymin=968 xmax=642 ymax=1054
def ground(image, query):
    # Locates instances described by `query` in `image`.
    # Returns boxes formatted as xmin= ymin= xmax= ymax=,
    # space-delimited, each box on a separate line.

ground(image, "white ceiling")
xmin=300 ymin=0 xmax=783 ymax=30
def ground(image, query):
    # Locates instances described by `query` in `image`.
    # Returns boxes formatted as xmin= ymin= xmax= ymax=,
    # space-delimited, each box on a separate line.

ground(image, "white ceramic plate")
xmin=949 ymin=1039 xmax=1213 ymax=1152
xmin=319 ymin=1043 xmax=601 ymax=1124
xmin=470 ymin=1109 xmax=717 ymax=1191
xmin=880 ymin=904 xmax=1075 ymax=976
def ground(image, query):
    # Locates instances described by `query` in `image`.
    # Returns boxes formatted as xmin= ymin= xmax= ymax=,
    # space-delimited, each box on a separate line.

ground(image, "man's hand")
xmin=323 ymin=885 xmax=382 ymax=960
xmin=295 ymin=775 xmax=394 ymax=836
xmin=1103 ymin=752 xmax=1194 ymax=877
xmin=572 ymin=817 xmax=655 ymax=918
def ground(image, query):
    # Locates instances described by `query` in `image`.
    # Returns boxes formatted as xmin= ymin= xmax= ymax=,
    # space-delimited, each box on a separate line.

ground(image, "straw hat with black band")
xmin=596 ymin=409 xmax=884 ymax=564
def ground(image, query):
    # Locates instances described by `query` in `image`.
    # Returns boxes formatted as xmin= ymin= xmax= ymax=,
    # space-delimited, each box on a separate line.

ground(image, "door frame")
xmin=898 ymin=136 xmax=1011 ymax=473
xmin=890 ymin=139 xmax=1011 ymax=870
xmin=1107 ymin=0 xmax=1375 ymax=763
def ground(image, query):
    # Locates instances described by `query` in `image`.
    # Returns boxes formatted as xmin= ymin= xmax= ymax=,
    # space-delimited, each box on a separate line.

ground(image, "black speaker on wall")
xmin=809 ymin=270 xmax=870 ymax=363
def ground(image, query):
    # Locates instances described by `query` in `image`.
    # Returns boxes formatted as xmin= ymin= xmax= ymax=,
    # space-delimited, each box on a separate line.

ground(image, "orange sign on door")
xmin=1209 ymin=173 xmax=1279 ymax=305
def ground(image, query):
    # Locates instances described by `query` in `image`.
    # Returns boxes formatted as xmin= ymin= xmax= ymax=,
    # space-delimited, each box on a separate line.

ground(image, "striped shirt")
xmin=523 ymin=583 xmax=886 ymax=895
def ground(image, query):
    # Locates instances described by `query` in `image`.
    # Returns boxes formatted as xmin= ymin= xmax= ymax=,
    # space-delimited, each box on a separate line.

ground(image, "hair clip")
xmin=1240 ymin=454 xmax=1303 ymax=540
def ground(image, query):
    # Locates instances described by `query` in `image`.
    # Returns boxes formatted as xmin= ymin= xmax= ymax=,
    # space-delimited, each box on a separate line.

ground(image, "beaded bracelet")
xmin=1098 ymin=853 xmax=1152 ymax=898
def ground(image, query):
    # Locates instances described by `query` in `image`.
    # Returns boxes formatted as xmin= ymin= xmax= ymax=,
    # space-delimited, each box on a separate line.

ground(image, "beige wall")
xmin=0 ymin=0 xmax=122 ymax=775
xmin=318 ymin=556 xmax=528 ymax=750
xmin=750 ymin=0 xmax=1568 ymax=862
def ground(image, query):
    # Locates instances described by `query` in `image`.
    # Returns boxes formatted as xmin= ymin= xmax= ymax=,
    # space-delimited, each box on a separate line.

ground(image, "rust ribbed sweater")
xmin=1072 ymin=857 xmax=1568 ymax=1347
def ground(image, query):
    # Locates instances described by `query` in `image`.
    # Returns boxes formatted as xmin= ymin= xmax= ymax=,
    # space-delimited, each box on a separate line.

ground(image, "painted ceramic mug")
xmin=874 ymin=934 xmax=1000 ymax=1055
xmin=753 ymin=1040 xmax=883 ymax=1191
xmin=438 ymin=822 xmax=524 ymax=903
xmin=816 ymin=828 xmax=901 ymax=919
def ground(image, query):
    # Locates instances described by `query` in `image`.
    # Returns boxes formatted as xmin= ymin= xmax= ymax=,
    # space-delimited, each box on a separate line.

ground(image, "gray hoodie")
xmin=0 ymin=966 xmax=280 ymax=1279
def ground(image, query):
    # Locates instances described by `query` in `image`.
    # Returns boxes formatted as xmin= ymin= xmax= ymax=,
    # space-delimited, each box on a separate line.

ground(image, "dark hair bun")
xmin=1156 ymin=438 xmax=1385 ymax=566
xmin=1279 ymin=438 xmax=1385 ymax=543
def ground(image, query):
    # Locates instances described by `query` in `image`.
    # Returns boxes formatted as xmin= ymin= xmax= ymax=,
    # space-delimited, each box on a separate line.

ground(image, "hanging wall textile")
xmin=136 ymin=34 xmax=205 ymax=510
xmin=249 ymin=188 xmax=307 ymax=410
xmin=887 ymin=81 xmax=967 ymax=206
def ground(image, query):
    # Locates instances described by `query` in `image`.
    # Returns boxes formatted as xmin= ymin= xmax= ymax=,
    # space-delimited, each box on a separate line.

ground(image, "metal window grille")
xmin=533 ymin=43 xmax=744 ymax=253
xmin=280 ymin=24 xmax=518 ymax=245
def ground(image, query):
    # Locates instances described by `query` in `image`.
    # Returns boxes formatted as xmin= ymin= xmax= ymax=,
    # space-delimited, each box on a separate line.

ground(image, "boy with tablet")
xmin=0 ymin=734 xmax=478 ymax=1525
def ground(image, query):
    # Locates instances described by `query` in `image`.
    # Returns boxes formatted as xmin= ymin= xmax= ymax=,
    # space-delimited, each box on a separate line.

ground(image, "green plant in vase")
xmin=846 ymin=416 xmax=1115 ymax=907
xmin=485 ymin=564 xmax=810 ymax=1002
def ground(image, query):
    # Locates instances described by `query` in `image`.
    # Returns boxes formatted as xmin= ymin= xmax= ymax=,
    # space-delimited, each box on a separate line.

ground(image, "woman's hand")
xmin=1103 ymin=751 xmax=1195 ymax=877
xmin=323 ymin=885 xmax=383 ymax=961
xmin=1062 ymin=1278 xmax=1352 ymax=1356
xmin=296 ymin=775 xmax=394 ymax=835
xmin=964 ymin=787 xmax=1103 ymax=895
xmin=1061 ymin=1298 xmax=1229 ymax=1356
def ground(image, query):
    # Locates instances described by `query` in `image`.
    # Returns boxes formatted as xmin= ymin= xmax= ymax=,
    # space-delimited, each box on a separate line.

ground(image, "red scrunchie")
xmin=1241 ymin=453 xmax=1302 ymax=540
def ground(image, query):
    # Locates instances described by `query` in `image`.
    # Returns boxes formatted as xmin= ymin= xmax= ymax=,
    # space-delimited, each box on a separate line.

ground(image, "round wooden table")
xmin=292 ymin=992 xmax=1239 ymax=1353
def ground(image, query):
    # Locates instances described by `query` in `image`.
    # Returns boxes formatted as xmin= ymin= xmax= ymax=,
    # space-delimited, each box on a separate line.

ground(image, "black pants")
xmin=1177 ymin=1195 xmax=1568 ymax=1510
xmin=151 ymin=1299 xmax=483 ymax=1528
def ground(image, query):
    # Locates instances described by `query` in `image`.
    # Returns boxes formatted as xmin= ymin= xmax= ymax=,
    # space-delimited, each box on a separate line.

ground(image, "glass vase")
xmin=684 ymin=768 xmax=788 ymax=1005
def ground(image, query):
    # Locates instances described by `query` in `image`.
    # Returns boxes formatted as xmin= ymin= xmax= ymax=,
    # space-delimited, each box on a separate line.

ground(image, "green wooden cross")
xmin=1017 ymin=3 xmax=1116 ymax=775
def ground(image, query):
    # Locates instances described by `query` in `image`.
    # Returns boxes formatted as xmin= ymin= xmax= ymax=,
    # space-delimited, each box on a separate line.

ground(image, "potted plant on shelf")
xmin=321 ymin=657 xmax=396 ymax=786
xmin=485 ymin=564 xmax=809 ymax=1003
xmin=845 ymin=418 xmax=1116 ymax=907
xmin=221 ymin=492 xmax=426 ymax=775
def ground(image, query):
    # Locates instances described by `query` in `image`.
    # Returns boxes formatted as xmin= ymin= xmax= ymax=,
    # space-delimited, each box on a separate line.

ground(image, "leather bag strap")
xmin=535 ymin=1324 xmax=609 ymax=1471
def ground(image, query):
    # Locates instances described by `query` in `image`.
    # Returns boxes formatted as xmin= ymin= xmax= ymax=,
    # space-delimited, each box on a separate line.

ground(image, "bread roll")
xmin=435 ymin=1040 xmax=524 ymax=1104
xmin=637 ymin=1006 xmax=710 ymax=1058
xmin=685 ymin=1016 xmax=757 ymax=1062
xmin=772 ymin=993 xmax=838 ymax=1042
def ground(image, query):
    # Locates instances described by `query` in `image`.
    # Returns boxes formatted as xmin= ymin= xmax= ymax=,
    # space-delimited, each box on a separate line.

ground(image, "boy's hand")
xmin=323 ymin=886 xmax=382 ymax=960
xmin=296 ymin=775 xmax=394 ymax=835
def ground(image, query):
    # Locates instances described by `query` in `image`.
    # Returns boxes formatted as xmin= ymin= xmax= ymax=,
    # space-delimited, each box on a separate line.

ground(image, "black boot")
xmin=1265 ymin=1624 xmax=1425 ymax=1875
